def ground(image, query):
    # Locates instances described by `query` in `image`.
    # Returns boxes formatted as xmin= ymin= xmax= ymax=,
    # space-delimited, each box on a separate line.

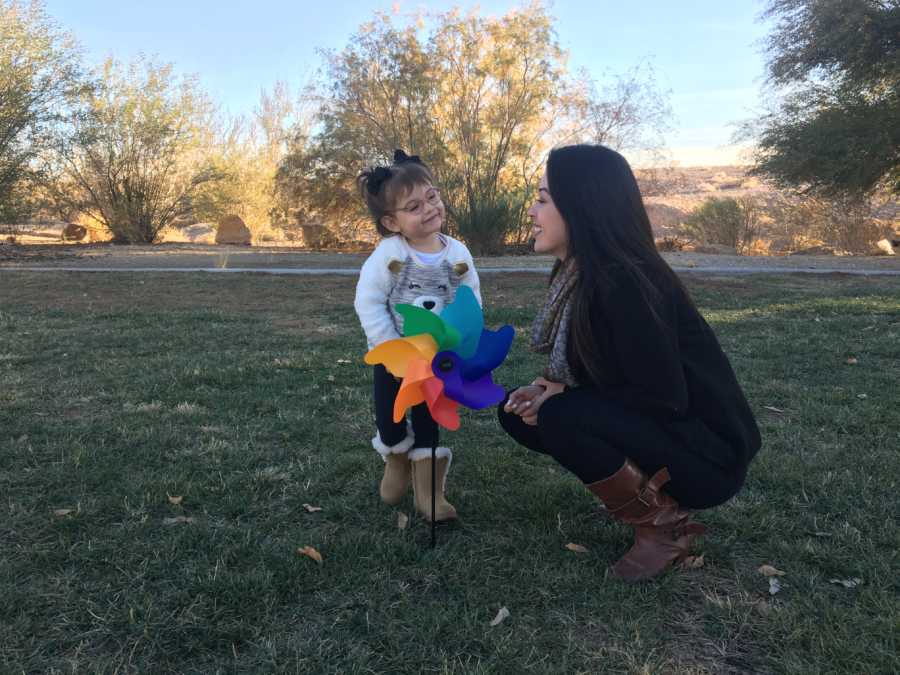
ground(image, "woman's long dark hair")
xmin=545 ymin=144 xmax=689 ymax=385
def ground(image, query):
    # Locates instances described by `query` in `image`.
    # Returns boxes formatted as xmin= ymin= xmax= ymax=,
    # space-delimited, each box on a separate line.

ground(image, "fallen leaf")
xmin=396 ymin=512 xmax=409 ymax=530
xmin=565 ymin=543 xmax=589 ymax=554
xmin=53 ymin=508 xmax=74 ymax=517
xmin=326 ymin=375 xmax=335 ymax=382
xmin=302 ymin=503 xmax=323 ymax=513
xmin=174 ymin=402 xmax=204 ymax=415
xmin=681 ymin=554 xmax=705 ymax=569
xmin=167 ymin=495 xmax=183 ymax=505
xmin=298 ymin=546 xmax=323 ymax=564
xmin=685 ymin=260 xmax=697 ymax=268
xmin=758 ymin=564 xmax=786 ymax=577
xmin=846 ymin=357 xmax=858 ymax=365
xmin=162 ymin=516 xmax=194 ymax=526
xmin=489 ymin=606 xmax=510 ymax=626
xmin=768 ymin=577 xmax=782 ymax=595
xmin=829 ymin=578 xmax=863 ymax=588
xmin=336 ymin=359 xmax=351 ymax=364
xmin=763 ymin=405 xmax=785 ymax=414
xmin=856 ymin=393 xmax=868 ymax=400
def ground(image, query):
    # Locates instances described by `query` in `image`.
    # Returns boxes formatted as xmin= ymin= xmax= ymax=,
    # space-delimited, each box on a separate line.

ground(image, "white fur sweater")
xmin=354 ymin=234 xmax=481 ymax=349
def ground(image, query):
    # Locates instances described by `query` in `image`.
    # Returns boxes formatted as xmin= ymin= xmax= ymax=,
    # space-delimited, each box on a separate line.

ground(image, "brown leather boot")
xmin=586 ymin=460 xmax=706 ymax=582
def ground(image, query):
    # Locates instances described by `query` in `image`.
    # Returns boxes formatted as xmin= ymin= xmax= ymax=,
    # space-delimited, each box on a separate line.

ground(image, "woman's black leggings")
xmin=497 ymin=387 xmax=745 ymax=509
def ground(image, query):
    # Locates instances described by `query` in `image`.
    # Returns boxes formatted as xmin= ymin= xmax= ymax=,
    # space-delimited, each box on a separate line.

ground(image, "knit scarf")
xmin=530 ymin=259 xmax=579 ymax=387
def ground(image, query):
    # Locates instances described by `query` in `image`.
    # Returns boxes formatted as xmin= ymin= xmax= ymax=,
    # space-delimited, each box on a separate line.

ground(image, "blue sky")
xmin=43 ymin=0 xmax=772 ymax=166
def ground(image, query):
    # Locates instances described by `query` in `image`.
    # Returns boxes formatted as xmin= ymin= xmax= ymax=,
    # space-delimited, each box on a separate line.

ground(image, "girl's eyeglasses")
xmin=390 ymin=187 xmax=442 ymax=216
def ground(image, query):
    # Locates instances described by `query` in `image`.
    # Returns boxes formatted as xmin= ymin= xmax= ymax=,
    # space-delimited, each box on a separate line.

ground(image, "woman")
xmin=498 ymin=144 xmax=761 ymax=581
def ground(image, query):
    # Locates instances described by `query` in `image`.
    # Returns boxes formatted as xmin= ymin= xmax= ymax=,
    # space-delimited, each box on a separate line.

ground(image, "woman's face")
xmin=527 ymin=172 xmax=569 ymax=260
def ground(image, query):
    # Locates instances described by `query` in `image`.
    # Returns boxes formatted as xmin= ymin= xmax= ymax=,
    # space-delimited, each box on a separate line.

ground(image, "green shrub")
xmin=452 ymin=194 xmax=518 ymax=256
xmin=683 ymin=196 xmax=760 ymax=255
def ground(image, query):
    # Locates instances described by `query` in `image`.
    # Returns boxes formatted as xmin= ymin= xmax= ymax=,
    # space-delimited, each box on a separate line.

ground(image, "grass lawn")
xmin=1 ymin=271 xmax=898 ymax=674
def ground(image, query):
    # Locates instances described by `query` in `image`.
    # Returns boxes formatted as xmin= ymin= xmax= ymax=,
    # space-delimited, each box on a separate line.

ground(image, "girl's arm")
xmin=456 ymin=243 xmax=482 ymax=306
xmin=354 ymin=252 xmax=401 ymax=347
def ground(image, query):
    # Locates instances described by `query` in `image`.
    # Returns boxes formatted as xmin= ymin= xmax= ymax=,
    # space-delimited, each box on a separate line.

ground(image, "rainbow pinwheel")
xmin=364 ymin=285 xmax=514 ymax=430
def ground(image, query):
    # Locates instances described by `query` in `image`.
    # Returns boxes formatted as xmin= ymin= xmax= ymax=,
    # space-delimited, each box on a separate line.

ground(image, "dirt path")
xmin=1 ymin=243 xmax=899 ymax=274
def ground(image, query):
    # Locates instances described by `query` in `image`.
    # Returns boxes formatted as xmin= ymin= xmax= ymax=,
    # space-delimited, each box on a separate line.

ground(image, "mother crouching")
xmin=497 ymin=144 xmax=761 ymax=581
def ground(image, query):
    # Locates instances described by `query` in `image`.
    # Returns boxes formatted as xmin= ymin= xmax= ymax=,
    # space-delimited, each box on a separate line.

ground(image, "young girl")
xmin=498 ymin=144 xmax=761 ymax=581
xmin=355 ymin=149 xmax=481 ymax=521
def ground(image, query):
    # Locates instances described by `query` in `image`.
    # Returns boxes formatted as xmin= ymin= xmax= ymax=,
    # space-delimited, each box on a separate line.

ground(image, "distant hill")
xmin=637 ymin=165 xmax=773 ymax=235
xmin=636 ymin=165 xmax=898 ymax=238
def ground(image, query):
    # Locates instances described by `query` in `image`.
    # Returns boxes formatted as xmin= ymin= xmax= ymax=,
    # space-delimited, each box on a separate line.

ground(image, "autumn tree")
xmin=0 ymin=0 xmax=82 ymax=230
xmin=47 ymin=57 xmax=221 ymax=243
xmin=278 ymin=2 xmax=670 ymax=253
xmin=194 ymin=81 xmax=313 ymax=241
xmin=276 ymin=15 xmax=443 ymax=242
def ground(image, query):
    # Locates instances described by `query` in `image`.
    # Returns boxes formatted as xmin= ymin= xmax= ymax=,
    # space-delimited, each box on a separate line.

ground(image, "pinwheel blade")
xmin=441 ymin=370 xmax=506 ymax=410
xmin=397 ymin=304 xmax=460 ymax=351
xmin=421 ymin=377 xmax=460 ymax=430
xmin=439 ymin=285 xmax=483 ymax=359
xmin=392 ymin=358 xmax=433 ymax=422
xmin=364 ymin=334 xmax=438 ymax=378
xmin=405 ymin=333 xmax=439 ymax=359
xmin=460 ymin=325 xmax=515 ymax=381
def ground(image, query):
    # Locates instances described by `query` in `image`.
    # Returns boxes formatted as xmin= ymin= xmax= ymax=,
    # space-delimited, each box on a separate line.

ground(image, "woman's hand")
xmin=503 ymin=384 xmax=546 ymax=416
xmin=505 ymin=377 xmax=566 ymax=426
xmin=521 ymin=377 xmax=566 ymax=425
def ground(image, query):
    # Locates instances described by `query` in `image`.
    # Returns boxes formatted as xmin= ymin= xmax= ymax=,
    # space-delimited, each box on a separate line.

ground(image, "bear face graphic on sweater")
xmin=386 ymin=257 xmax=468 ymax=334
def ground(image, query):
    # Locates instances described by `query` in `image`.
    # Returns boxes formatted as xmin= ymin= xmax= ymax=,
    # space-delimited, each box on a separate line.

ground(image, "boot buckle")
xmin=636 ymin=486 xmax=656 ymax=507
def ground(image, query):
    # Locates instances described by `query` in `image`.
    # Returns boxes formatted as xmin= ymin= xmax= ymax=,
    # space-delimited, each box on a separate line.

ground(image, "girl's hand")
xmin=521 ymin=377 xmax=566 ymax=426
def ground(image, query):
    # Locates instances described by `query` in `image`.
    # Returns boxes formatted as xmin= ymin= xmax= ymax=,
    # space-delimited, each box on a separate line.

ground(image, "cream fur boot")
xmin=372 ymin=429 xmax=415 ymax=505
xmin=409 ymin=447 xmax=457 ymax=521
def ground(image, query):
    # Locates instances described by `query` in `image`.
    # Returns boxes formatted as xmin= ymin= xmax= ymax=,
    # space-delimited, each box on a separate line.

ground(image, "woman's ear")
xmin=380 ymin=214 xmax=399 ymax=233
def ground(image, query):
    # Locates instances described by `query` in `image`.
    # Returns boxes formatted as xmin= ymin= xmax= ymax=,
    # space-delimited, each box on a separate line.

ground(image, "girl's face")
xmin=380 ymin=182 xmax=445 ymax=248
xmin=528 ymin=172 xmax=568 ymax=260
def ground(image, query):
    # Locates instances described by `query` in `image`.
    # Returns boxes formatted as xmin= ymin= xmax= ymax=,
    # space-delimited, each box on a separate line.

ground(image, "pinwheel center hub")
xmin=437 ymin=357 xmax=454 ymax=373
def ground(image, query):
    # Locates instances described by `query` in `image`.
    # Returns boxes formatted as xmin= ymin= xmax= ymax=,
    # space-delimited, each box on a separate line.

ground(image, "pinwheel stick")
xmin=431 ymin=444 xmax=436 ymax=547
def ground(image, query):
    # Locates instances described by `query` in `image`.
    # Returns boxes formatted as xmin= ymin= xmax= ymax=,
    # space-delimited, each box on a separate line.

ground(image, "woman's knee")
xmin=496 ymin=393 xmax=548 ymax=454
xmin=536 ymin=394 xmax=571 ymax=442
xmin=496 ymin=401 xmax=517 ymax=435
